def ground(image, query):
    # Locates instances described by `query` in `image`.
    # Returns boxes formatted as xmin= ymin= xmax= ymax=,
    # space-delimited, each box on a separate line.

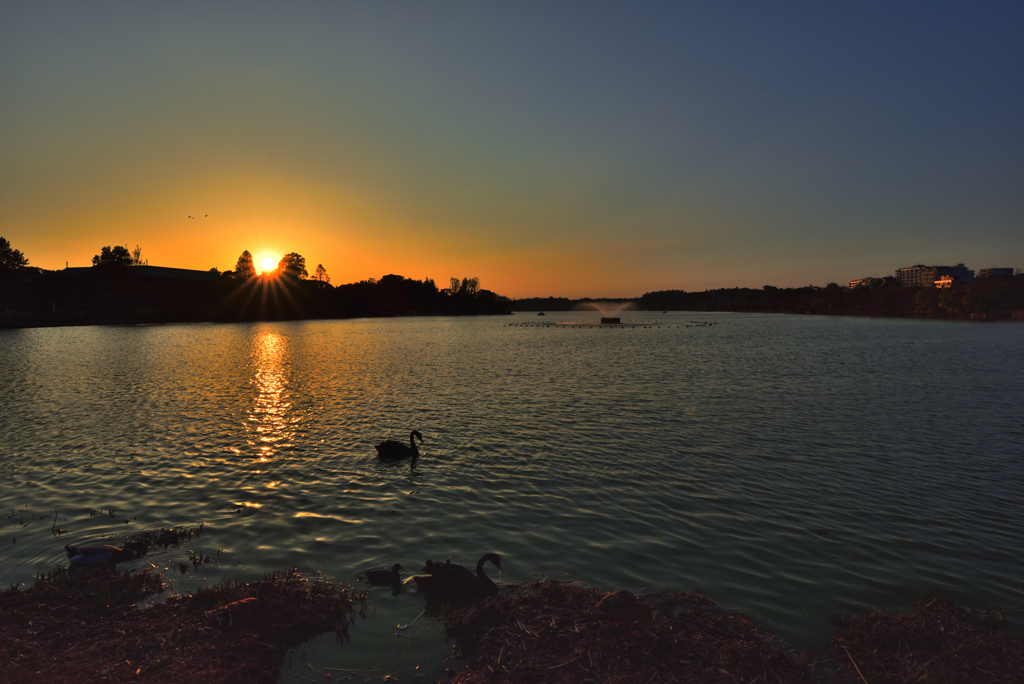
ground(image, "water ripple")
xmin=1 ymin=314 xmax=1022 ymax=665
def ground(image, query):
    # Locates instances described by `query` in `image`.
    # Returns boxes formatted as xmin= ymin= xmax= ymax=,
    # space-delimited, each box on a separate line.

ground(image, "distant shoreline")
xmin=0 ymin=269 xmax=512 ymax=328
xmin=2 ymin=306 xmax=1020 ymax=331
xmin=0 ymin=309 xmax=510 ymax=330
xmin=3 ymin=275 xmax=1022 ymax=330
xmin=515 ymin=279 xmax=1024 ymax=321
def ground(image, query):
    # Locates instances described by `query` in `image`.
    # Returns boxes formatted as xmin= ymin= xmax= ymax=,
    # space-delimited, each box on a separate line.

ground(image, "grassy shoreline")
xmin=1 ymin=566 xmax=364 ymax=684
xmin=4 ymin=565 xmax=1021 ymax=683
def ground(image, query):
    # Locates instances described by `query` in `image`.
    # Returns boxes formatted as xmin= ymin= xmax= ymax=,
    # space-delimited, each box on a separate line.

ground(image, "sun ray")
xmin=256 ymin=253 xmax=280 ymax=274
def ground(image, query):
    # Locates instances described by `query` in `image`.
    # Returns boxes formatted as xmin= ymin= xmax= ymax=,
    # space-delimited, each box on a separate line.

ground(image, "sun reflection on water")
xmin=247 ymin=331 xmax=292 ymax=459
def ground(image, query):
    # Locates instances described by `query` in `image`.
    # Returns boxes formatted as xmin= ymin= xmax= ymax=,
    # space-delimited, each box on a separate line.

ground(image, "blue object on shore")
xmin=65 ymin=542 xmax=147 ymax=567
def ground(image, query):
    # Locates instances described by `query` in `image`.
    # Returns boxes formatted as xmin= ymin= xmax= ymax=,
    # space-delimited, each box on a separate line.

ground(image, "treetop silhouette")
xmin=0 ymin=237 xmax=30 ymax=272
xmin=92 ymin=245 xmax=133 ymax=267
xmin=278 ymin=253 xmax=307 ymax=280
xmin=234 ymin=250 xmax=256 ymax=279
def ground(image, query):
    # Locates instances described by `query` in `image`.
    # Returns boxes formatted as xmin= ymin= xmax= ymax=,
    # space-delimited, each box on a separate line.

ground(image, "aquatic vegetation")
xmin=127 ymin=523 xmax=205 ymax=549
xmin=0 ymin=566 xmax=365 ymax=684
xmin=831 ymin=593 xmax=1024 ymax=684
xmin=443 ymin=579 xmax=813 ymax=684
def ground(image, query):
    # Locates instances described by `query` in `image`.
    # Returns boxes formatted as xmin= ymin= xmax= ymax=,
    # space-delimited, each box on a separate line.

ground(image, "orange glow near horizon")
xmin=258 ymin=254 xmax=279 ymax=274
xmin=3 ymin=6 xmax=1021 ymax=299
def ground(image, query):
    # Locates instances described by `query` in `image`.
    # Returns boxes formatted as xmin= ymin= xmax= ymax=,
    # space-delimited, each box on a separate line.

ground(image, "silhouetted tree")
xmin=0 ymin=237 xmax=29 ymax=272
xmin=314 ymin=264 xmax=330 ymax=283
xmin=444 ymin=276 xmax=504 ymax=314
xmin=234 ymin=250 xmax=256 ymax=279
xmin=915 ymin=287 xmax=940 ymax=316
xmin=92 ymin=245 xmax=133 ymax=267
xmin=449 ymin=276 xmax=480 ymax=297
xmin=278 ymin=252 xmax=308 ymax=279
xmin=131 ymin=245 xmax=146 ymax=266
xmin=0 ymin=237 xmax=32 ymax=310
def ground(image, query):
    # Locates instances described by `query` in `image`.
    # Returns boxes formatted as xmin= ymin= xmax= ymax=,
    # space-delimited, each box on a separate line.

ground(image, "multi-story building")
xmin=976 ymin=268 xmax=1015 ymax=279
xmin=895 ymin=263 xmax=973 ymax=288
xmin=895 ymin=265 xmax=931 ymax=287
xmin=848 ymin=276 xmax=897 ymax=290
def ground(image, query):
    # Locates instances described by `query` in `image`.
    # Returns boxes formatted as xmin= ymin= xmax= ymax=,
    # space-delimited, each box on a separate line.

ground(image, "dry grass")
xmin=443 ymin=580 xmax=814 ymax=684
xmin=126 ymin=524 xmax=204 ymax=550
xmin=831 ymin=594 xmax=1024 ymax=684
xmin=0 ymin=565 xmax=365 ymax=684
xmin=6 ymin=553 xmax=1022 ymax=684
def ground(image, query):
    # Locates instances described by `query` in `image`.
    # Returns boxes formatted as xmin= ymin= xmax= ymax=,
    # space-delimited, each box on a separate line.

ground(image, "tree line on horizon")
xmin=3 ymin=237 xmax=1022 ymax=324
xmin=630 ymin=280 xmax=1024 ymax=318
xmin=507 ymin=281 xmax=1024 ymax=319
xmin=0 ymin=238 xmax=511 ymax=323
xmin=228 ymin=249 xmax=328 ymax=283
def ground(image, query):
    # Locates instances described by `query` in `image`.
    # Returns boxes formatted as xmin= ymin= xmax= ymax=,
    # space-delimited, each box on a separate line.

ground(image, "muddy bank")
xmin=4 ymin=568 xmax=1022 ymax=683
xmin=442 ymin=580 xmax=1024 ymax=684
xmin=0 ymin=566 xmax=364 ymax=684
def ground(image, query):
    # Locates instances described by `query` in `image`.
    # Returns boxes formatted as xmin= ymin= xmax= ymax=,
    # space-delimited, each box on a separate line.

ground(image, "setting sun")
xmin=258 ymin=255 xmax=279 ymax=274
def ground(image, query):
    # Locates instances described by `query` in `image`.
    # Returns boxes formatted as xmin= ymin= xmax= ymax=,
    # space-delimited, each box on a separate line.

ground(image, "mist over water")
xmin=576 ymin=300 xmax=635 ymax=316
xmin=2 ymin=312 xmax=1022 ymax=677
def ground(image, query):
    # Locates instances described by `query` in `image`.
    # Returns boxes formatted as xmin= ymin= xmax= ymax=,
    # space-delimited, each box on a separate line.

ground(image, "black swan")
xmin=365 ymin=563 xmax=403 ymax=585
xmin=413 ymin=553 xmax=501 ymax=599
xmin=65 ymin=541 xmax=147 ymax=567
xmin=375 ymin=430 xmax=423 ymax=459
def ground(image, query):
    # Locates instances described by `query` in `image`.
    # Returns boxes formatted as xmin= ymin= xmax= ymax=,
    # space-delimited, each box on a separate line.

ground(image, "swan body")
xmin=375 ymin=430 xmax=422 ymax=459
xmin=365 ymin=563 xmax=403 ymax=585
xmin=414 ymin=553 xmax=501 ymax=599
xmin=65 ymin=542 xmax=147 ymax=567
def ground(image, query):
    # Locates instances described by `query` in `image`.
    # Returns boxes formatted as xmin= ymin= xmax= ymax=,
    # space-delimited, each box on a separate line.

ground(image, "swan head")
xmin=411 ymin=430 xmax=423 ymax=443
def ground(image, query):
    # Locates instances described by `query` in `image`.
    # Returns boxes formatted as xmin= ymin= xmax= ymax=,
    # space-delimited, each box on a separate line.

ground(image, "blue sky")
xmin=2 ymin=2 xmax=1021 ymax=297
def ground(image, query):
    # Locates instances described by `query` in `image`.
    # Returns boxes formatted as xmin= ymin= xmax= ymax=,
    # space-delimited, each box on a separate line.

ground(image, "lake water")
xmin=2 ymin=312 xmax=1022 ymax=680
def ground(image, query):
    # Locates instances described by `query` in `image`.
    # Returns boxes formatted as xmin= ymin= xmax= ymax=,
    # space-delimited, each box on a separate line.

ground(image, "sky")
xmin=2 ymin=2 xmax=1022 ymax=298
